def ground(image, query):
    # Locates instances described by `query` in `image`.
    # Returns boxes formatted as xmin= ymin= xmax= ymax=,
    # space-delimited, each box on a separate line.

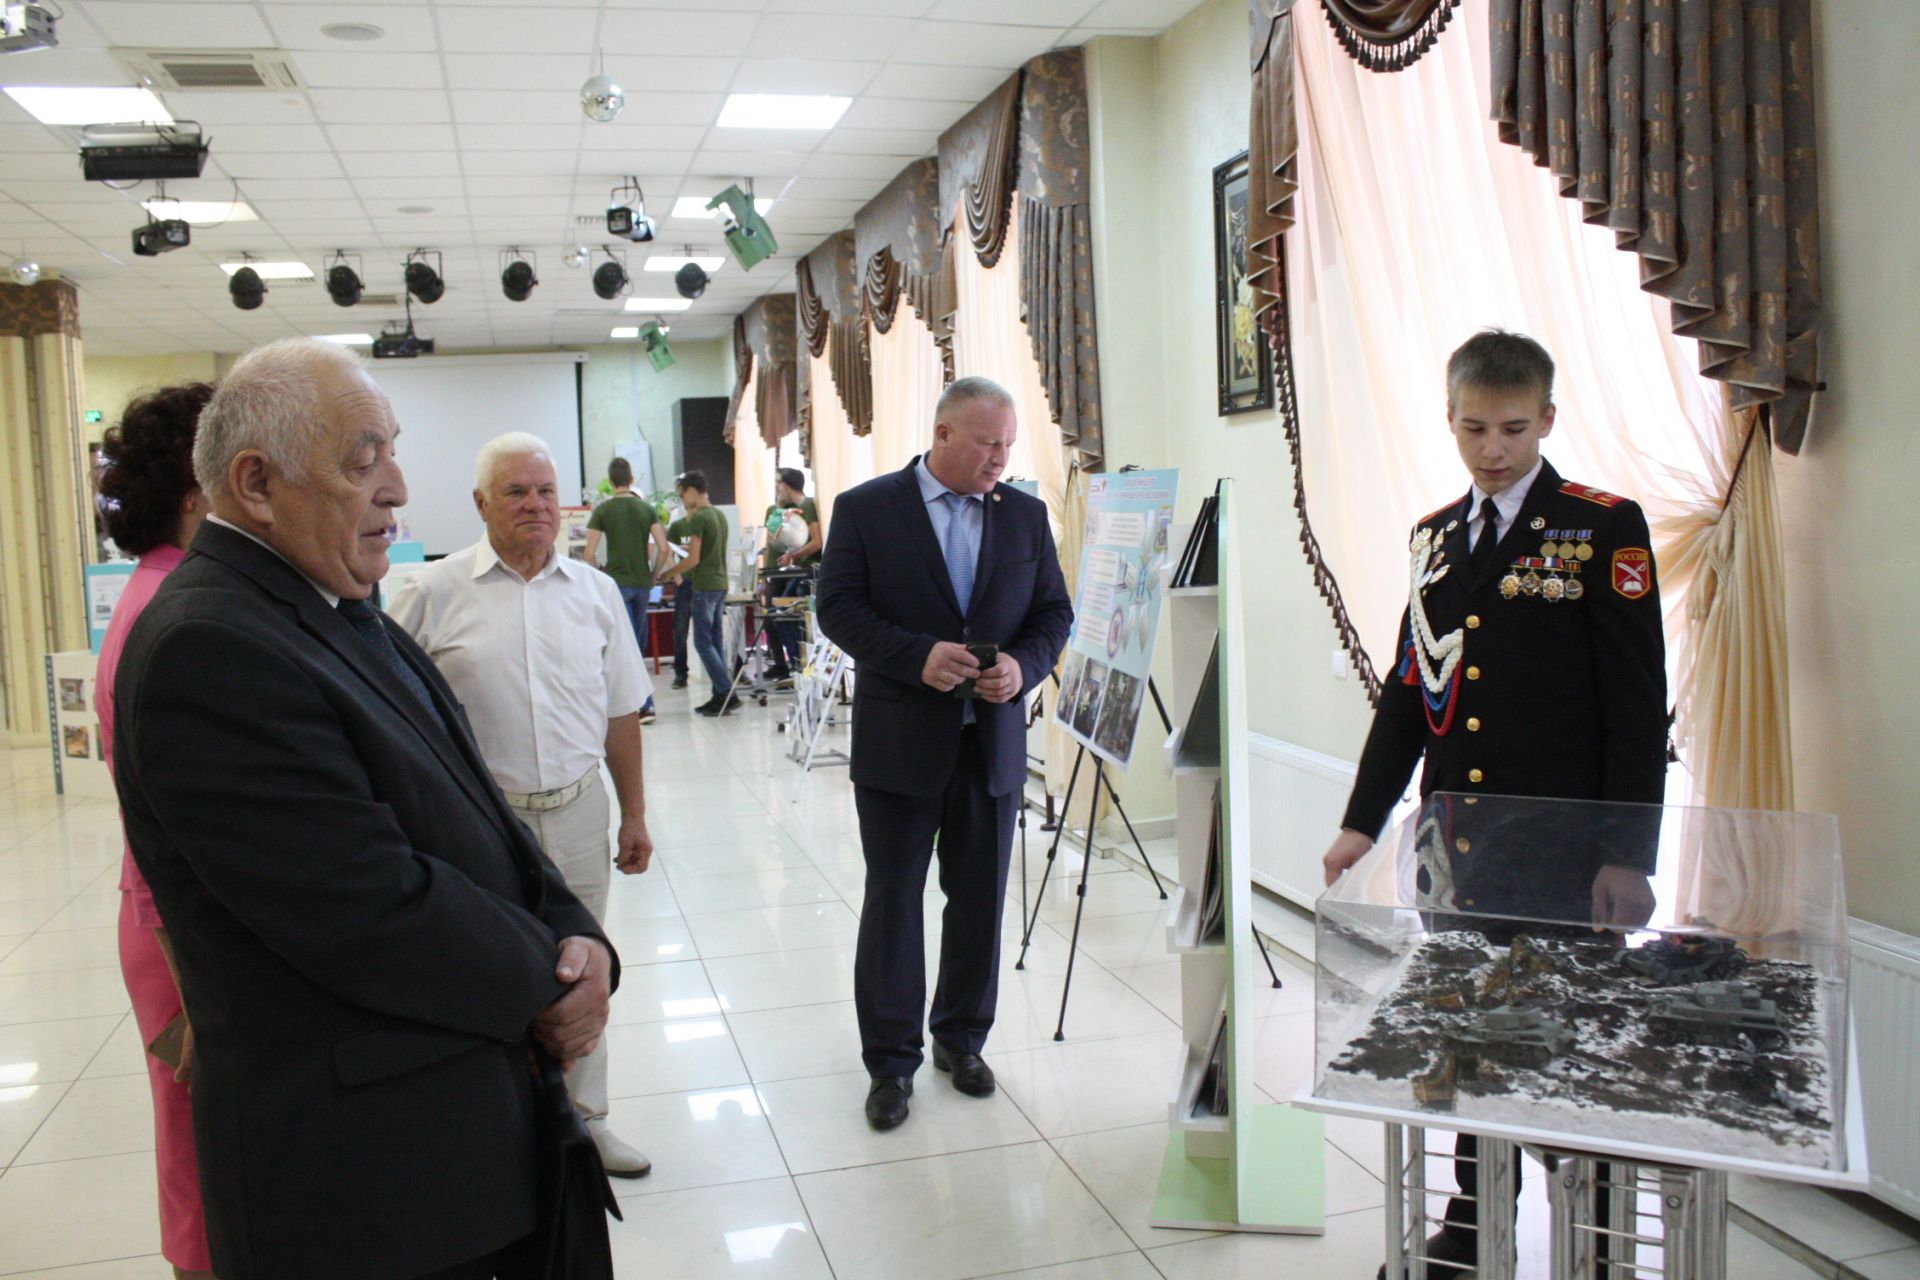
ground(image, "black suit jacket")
xmin=816 ymin=459 xmax=1073 ymax=798
xmin=1342 ymin=461 xmax=1668 ymax=900
xmin=112 ymin=522 xmax=617 ymax=1280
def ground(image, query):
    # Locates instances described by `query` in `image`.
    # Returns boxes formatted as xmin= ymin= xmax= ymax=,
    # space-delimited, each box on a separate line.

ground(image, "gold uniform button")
xmin=1454 ymin=837 xmax=1471 ymax=853
xmin=1466 ymin=615 xmax=1481 ymax=629
xmin=1466 ymin=717 xmax=1481 ymax=732
xmin=1466 ymin=666 xmax=1481 ymax=680
xmin=1468 ymin=768 xmax=1485 ymax=783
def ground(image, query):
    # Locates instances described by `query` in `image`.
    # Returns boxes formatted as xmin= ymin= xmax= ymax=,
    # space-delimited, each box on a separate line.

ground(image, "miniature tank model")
xmin=1445 ymin=1005 xmax=1575 ymax=1069
xmin=1619 ymin=933 xmax=1749 ymax=984
xmin=1648 ymin=982 xmax=1783 ymax=1046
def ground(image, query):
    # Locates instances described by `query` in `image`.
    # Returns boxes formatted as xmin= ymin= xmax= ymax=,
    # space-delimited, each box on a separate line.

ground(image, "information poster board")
xmin=85 ymin=562 xmax=136 ymax=654
xmin=1054 ymin=469 xmax=1179 ymax=767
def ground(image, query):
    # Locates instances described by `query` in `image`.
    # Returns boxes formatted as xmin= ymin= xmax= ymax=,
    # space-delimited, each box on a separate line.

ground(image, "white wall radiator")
xmin=1246 ymin=735 xmax=1363 ymax=910
xmin=1851 ymin=918 xmax=1920 ymax=1217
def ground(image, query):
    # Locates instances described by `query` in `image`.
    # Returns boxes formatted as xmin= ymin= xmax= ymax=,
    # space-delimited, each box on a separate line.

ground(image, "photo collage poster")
xmin=1055 ymin=470 xmax=1179 ymax=768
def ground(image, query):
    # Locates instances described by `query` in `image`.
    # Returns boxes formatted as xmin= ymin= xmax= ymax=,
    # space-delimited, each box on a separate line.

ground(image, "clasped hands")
xmin=921 ymin=641 xmax=1022 ymax=703
xmin=532 ymin=935 xmax=612 ymax=1070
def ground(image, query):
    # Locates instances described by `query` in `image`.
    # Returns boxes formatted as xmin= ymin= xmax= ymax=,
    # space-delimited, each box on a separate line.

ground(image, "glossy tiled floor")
xmin=3 ymin=681 xmax=1917 ymax=1278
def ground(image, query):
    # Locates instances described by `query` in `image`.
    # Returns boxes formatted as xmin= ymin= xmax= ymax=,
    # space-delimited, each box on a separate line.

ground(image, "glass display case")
xmin=1302 ymin=793 xmax=1866 ymax=1186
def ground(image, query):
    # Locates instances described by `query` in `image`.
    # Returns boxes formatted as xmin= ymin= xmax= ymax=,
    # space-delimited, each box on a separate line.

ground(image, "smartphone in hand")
xmin=955 ymin=643 xmax=999 ymax=699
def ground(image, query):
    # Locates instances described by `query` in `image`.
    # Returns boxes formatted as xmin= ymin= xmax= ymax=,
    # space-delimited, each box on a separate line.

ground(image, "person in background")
xmin=389 ymin=432 xmax=656 ymax=1180
xmin=585 ymin=455 xmax=670 ymax=724
xmin=665 ymin=511 xmax=695 ymax=690
xmin=655 ymin=469 xmax=733 ymax=716
xmin=94 ymin=381 xmax=219 ymax=1280
xmin=764 ymin=467 xmax=821 ymax=684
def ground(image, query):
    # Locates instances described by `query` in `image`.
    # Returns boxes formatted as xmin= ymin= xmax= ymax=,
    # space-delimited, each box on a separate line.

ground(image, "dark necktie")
xmin=336 ymin=596 xmax=447 ymax=733
xmin=1469 ymin=496 xmax=1502 ymax=579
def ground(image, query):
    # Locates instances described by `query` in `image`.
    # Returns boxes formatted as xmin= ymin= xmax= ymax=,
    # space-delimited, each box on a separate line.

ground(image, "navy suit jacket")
xmin=817 ymin=458 xmax=1073 ymax=798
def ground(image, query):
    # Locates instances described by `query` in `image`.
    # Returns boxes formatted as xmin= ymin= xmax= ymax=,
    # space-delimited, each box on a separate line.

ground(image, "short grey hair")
xmin=475 ymin=432 xmax=554 ymax=491
xmin=935 ymin=375 xmax=1015 ymax=423
xmin=193 ymin=338 xmax=366 ymax=499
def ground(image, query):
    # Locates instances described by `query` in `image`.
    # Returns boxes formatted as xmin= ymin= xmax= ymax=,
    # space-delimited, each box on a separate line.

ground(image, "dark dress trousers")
xmin=111 ymin=523 xmax=618 ymax=1280
xmin=816 ymin=459 xmax=1072 ymax=1077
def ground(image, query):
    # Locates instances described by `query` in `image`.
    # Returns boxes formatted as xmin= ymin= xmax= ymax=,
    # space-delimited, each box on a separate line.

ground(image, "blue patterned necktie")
xmin=337 ymin=596 xmax=447 ymax=733
xmin=940 ymin=491 xmax=975 ymax=614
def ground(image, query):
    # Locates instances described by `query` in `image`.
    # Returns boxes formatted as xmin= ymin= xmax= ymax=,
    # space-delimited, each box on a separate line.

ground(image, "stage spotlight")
xmin=403 ymin=249 xmax=444 ymax=304
xmin=673 ymin=261 xmax=707 ymax=300
xmin=606 ymin=177 xmax=655 ymax=243
xmin=499 ymin=248 xmax=537 ymax=302
xmin=708 ymin=184 xmax=776 ymax=271
xmin=326 ymin=252 xmax=362 ymax=307
xmin=638 ymin=319 xmax=674 ymax=372
xmin=592 ymin=255 xmax=629 ymax=301
xmin=228 ymin=265 xmax=266 ymax=311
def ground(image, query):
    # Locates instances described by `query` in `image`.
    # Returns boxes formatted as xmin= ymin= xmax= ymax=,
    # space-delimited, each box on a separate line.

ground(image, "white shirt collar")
xmin=1470 ymin=457 xmax=1546 ymax=529
xmin=207 ymin=514 xmax=341 ymax=607
xmin=471 ymin=535 xmax=571 ymax=584
xmin=915 ymin=454 xmax=982 ymax=506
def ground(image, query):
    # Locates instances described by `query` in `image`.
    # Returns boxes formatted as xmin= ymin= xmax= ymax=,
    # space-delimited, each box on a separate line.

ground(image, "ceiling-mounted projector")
xmin=132 ymin=218 xmax=190 ymax=256
xmin=372 ymin=320 xmax=434 ymax=359
xmin=79 ymin=124 xmax=207 ymax=182
xmin=0 ymin=3 xmax=57 ymax=53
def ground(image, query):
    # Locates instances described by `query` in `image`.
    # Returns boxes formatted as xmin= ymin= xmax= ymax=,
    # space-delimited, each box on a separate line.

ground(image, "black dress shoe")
xmin=671 ymin=676 xmax=688 ymax=689
xmin=865 ymin=1077 xmax=912 ymax=1130
xmin=1376 ymin=1228 xmax=1476 ymax=1279
xmin=931 ymin=1042 xmax=996 ymax=1096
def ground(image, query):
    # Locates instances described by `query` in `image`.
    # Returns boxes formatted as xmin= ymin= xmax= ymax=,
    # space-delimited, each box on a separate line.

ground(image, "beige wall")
xmin=81 ymin=352 xmax=223 ymax=434
xmin=579 ymin=338 xmax=733 ymax=496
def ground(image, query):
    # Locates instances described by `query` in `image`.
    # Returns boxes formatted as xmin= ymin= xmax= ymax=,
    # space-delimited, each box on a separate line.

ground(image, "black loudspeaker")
xmin=672 ymin=396 xmax=734 ymax=507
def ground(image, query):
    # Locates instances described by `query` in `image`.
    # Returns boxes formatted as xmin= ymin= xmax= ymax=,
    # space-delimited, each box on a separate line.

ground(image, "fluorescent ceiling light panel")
xmin=147 ymin=200 xmax=259 ymax=224
xmin=315 ymin=333 xmax=374 ymax=345
xmin=717 ymin=94 xmax=850 ymax=131
xmin=220 ymin=261 xmax=313 ymax=281
xmin=3 ymin=86 xmax=174 ymax=127
xmin=609 ymin=326 xmax=640 ymax=339
xmin=670 ymin=196 xmax=773 ymax=221
xmin=622 ymin=297 xmax=694 ymax=313
xmin=643 ymin=255 xmax=725 ymax=274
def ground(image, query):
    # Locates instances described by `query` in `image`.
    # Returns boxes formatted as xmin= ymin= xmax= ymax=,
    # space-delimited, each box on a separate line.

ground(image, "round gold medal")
xmin=1575 ymin=542 xmax=1594 ymax=561
xmin=1500 ymin=573 xmax=1521 ymax=599
xmin=1565 ymin=578 xmax=1585 ymax=600
xmin=1540 ymin=541 xmax=1558 ymax=559
xmin=1520 ymin=571 xmax=1542 ymax=596
xmin=1558 ymin=540 xmax=1577 ymax=559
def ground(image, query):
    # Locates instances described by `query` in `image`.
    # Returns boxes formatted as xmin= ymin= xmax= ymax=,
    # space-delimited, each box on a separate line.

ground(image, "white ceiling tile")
xmin=449 ymin=91 xmax=580 ymax=125
xmin=1081 ymin=0 xmax=1206 ymax=26
xmin=836 ymin=98 xmax=968 ymax=132
xmin=162 ymin=92 xmax=316 ymax=125
xmin=3 ymin=153 xmax=84 ymax=181
xmin=602 ymin=56 xmax=741 ymax=95
xmin=460 ymin=149 xmax=594 ymax=178
xmin=812 ymin=127 xmax=936 ymax=155
xmin=762 ymin=0 xmax=935 ymax=14
xmin=82 ymin=2 xmax=277 ymax=48
xmin=683 ymin=149 xmax=808 ymax=178
xmin=352 ymin=177 xmax=469 ymax=199
xmin=930 ymin=0 xmax=1098 ymax=19
xmin=1068 ymin=25 xmax=1160 ymax=38
xmin=441 ymin=54 xmax=588 ymax=91
xmin=0 ymin=48 xmax=137 ymax=89
xmin=578 ymin=124 xmax=708 ymax=151
xmin=347 ymin=152 xmax=465 ymax=178
xmin=216 ymin=152 xmax=348 ymax=180
xmin=247 ymin=199 xmax=369 ymax=219
xmin=800 ymin=151 xmax=918 ymax=181
xmin=229 ymin=178 xmax=347 ymax=202
xmin=309 ymin=90 xmax=452 ymax=126
xmin=201 ymin=124 xmax=333 ymax=152
xmin=463 ymin=174 xmax=575 ymax=198
xmin=780 ymin=176 xmax=887 ymax=201
xmin=327 ymin=124 xmax=460 ymax=152
xmin=267 ymin=220 xmax=381 ymax=238
xmin=0 ymin=123 xmax=73 ymax=154
xmin=262 ymin=6 xmax=444 ymax=53
xmin=861 ymin=62 xmax=1011 ymax=101
xmin=696 ymin=126 xmax=828 ymax=152
xmin=437 ymin=6 xmax=600 ymax=54
xmin=289 ymin=51 xmax=447 ymax=91
xmin=599 ymin=11 xmax=761 ymax=57
xmin=618 ymin=93 xmax=723 ymax=127
xmin=729 ymin=59 xmax=882 ymax=96
xmin=745 ymin=14 xmax=915 ymax=61
xmin=891 ymin=21 xmax=1069 ymax=66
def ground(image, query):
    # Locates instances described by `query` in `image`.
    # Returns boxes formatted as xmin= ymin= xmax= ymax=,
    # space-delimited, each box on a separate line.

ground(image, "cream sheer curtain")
xmin=806 ymin=347 xmax=870 ymax=529
xmin=731 ymin=367 xmax=777 ymax=577
xmin=867 ymin=306 xmax=943 ymax=475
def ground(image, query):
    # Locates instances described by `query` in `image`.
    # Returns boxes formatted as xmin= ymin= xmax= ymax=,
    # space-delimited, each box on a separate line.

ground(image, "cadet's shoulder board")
xmin=1416 ymin=499 xmax=1458 ymax=527
xmin=1560 ymin=480 xmax=1625 ymax=508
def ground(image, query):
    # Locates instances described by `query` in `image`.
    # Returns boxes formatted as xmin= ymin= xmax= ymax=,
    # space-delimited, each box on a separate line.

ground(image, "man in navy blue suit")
xmin=817 ymin=376 xmax=1073 ymax=1131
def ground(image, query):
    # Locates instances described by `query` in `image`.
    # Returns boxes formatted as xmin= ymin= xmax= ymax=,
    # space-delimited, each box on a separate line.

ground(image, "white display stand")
xmin=47 ymin=649 xmax=115 ymax=799
xmin=1148 ymin=479 xmax=1325 ymax=1233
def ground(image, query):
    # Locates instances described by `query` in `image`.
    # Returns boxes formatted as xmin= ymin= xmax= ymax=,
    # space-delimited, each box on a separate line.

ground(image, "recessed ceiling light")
xmin=609 ymin=326 xmax=640 ymax=339
xmin=4 ymin=86 xmax=174 ymax=127
xmin=622 ymin=297 xmax=693 ymax=313
xmin=320 ymin=22 xmax=385 ymax=42
xmin=145 ymin=198 xmax=258 ymax=224
xmin=220 ymin=260 xmax=313 ymax=281
xmin=396 ymin=205 xmax=435 ymax=215
xmin=644 ymin=254 xmax=725 ymax=274
xmin=669 ymin=196 xmax=772 ymax=221
xmin=315 ymin=333 xmax=374 ymax=345
xmin=717 ymin=94 xmax=850 ymax=131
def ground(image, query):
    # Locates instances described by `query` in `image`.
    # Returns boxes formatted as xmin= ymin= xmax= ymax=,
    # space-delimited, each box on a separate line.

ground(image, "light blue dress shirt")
xmin=915 ymin=455 xmax=984 ymax=604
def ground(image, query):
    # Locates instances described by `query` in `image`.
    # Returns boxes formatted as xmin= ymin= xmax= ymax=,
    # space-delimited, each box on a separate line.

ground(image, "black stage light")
xmin=228 ymin=266 xmax=266 ymax=310
xmin=326 ymin=262 xmax=362 ymax=307
xmin=404 ymin=259 xmax=444 ymax=304
xmin=130 ymin=218 xmax=190 ymax=257
xmin=500 ymin=258 xmax=536 ymax=302
xmin=592 ymin=258 xmax=628 ymax=300
xmin=674 ymin=261 xmax=708 ymax=300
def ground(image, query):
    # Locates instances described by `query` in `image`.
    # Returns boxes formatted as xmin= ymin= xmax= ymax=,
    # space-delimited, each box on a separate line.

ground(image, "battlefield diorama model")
xmin=1319 ymin=930 xmax=1837 ymax=1169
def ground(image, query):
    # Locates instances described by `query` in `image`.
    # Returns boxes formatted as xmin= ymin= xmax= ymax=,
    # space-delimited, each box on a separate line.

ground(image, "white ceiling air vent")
xmin=118 ymin=49 xmax=305 ymax=93
xmin=359 ymin=294 xmax=402 ymax=308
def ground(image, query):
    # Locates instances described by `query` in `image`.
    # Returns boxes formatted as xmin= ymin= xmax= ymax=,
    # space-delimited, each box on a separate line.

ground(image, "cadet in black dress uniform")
xmin=1322 ymin=330 xmax=1668 ymax=1279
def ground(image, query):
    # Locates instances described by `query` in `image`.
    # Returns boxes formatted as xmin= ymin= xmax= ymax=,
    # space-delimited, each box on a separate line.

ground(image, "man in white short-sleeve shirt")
xmin=388 ymin=431 xmax=656 ymax=1178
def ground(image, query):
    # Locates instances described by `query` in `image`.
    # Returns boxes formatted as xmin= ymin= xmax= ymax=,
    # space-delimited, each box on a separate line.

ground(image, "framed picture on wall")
xmin=1213 ymin=151 xmax=1274 ymax=416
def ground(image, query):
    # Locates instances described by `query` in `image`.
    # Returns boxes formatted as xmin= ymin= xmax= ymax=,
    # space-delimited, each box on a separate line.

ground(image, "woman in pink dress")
xmin=94 ymin=382 xmax=218 ymax=1280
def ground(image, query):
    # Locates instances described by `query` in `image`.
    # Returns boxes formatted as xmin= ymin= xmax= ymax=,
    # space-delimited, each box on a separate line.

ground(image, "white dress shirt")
xmin=1466 ymin=457 xmax=1545 ymax=550
xmin=386 ymin=539 xmax=651 ymax=794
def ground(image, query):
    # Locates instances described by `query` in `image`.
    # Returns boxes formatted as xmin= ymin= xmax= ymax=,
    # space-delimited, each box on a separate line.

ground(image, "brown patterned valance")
xmin=1247 ymin=0 xmax=1300 ymax=344
xmin=796 ymin=231 xmax=873 ymax=438
xmin=723 ymin=314 xmax=753 ymax=447
xmin=938 ymin=72 xmax=1022 ymax=267
xmin=855 ymin=157 xmax=954 ymax=381
xmin=1490 ymin=0 xmax=1822 ymax=451
xmin=1014 ymin=48 xmax=1102 ymax=467
xmin=742 ymin=294 xmax=798 ymax=449
xmin=1319 ymin=0 xmax=1460 ymax=71
xmin=0 ymin=278 xmax=81 ymax=339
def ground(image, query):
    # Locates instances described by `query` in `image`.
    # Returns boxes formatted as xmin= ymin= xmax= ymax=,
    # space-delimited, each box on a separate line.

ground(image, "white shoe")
xmin=590 ymin=1123 xmax=651 ymax=1178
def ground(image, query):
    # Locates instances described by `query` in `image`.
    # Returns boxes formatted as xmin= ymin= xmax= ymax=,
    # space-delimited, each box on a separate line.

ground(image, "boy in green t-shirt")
xmin=586 ymin=457 xmax=670 ymax=721
xmin=656 ymin=470 xmax=733 ymax=714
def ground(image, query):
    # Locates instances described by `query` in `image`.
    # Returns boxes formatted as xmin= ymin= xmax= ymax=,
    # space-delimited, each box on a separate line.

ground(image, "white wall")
xmin=579 ymin=337 xmax=733 ymax=497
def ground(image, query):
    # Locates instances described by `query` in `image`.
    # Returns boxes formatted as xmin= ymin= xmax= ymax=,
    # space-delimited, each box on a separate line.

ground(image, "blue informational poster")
xmin=85 ymin=562 xmax=137 ymax=654
xmin=1054 ymin=469 xmax=1179 ymax=768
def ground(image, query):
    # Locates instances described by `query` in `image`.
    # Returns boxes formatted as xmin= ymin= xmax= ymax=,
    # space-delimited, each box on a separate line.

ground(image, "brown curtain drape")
xmin=1319 ymin=0 xmax=1461 ymax=70
xmin=938 ymin=73 xmax=1022 ymax=269
xmin=796 ymin=230 xmax=873 ymax=443
xmin=739 ymin=294 xmax=798 ymax=450
xmin=1247 ymin=1 xmax=1301 ymax=342
xmin=1489 ymin=0 xmax=1821 ymax=452
xmin=1014 ymin=48 xmax=1103 ymax=468
xmin=723 ymin=314 xmax=753 ymax=446
xmin=855 ymin=157 xmax=954 ymax=394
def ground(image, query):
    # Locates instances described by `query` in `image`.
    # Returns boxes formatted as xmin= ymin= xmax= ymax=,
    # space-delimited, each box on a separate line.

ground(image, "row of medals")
xmin=1501 ymin=527 xmax=1595 ymax=602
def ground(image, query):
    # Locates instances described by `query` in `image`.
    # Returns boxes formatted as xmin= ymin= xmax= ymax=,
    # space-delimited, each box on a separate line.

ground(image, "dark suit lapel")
xmin=968 ymin=485 xmax=1001 ymax=617
xmin=891 ymin=458 xmax=963 ymax=619
xmin=1438 ymin=493 xmax=1473 ymax=586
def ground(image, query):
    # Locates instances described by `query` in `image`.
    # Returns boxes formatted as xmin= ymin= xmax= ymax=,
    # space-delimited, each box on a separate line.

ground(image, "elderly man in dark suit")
xmin=111 ymin=338 xmax=619 ymax=1280
xmin=817 ymin=376 xmax=1073 ymax=1131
